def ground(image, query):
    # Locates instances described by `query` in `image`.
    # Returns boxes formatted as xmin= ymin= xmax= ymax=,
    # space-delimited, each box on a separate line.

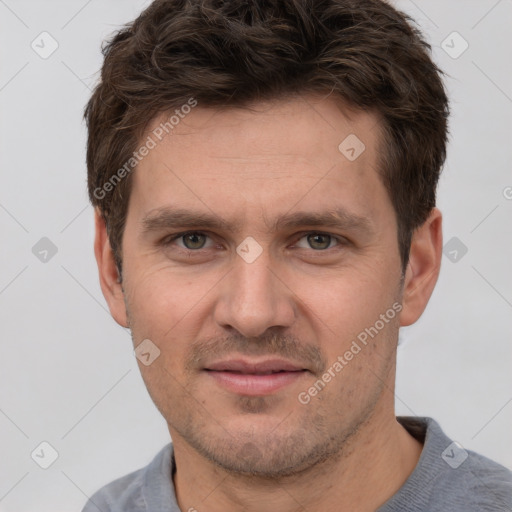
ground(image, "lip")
xmin=206 ymin=358 xmax=305 ymax=373
xmin=204 ymin=358 xmax=308 ymax=396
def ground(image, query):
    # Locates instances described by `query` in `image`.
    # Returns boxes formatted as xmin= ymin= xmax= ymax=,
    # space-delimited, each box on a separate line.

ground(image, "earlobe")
xmin=400 ymin=208 xmax=443 ymax=327
xmin=94 ymin=209 xmax=129 ymax=327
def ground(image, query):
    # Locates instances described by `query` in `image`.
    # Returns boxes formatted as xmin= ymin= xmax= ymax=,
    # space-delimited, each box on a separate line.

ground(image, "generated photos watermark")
xmin=93 ymin=97 xmax=198 ymax=200
xmin=298 ymin=302 xmax=403 ymax=404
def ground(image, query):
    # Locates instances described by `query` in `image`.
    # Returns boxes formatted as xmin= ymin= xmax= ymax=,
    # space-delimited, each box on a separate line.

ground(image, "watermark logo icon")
xmin=134 ymin=339 xmax=161 ymax=366
xmin=338 ymin=134 xmax=366 ymax=161
xmin=31 ymin=32 xmax=59 ymax=59
xmin=31 ymin=441 xmax=59 ymax=469
xmin=32 ymin=237 xmax=58 ymax=263
xmin=443 ymin=236 xmax=468 ymax=263
xmin=441 ymin=441 xmax=468 ymax=469
xmin=239 ymin=442 xmax=263 ymax=465
xmin=441 ymin=31 xmax=469 ymax=59
xmin=236 ymin=236 xmax=263 ymax=263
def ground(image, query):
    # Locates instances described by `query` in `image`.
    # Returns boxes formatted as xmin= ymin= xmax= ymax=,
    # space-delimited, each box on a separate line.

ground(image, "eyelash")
xmin=160 ymin=231 xmax=347 ymax=252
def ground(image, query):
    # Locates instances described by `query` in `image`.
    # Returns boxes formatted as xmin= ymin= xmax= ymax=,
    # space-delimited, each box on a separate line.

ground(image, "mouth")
xmin=203 ymin=358 xmax=308 ymax=396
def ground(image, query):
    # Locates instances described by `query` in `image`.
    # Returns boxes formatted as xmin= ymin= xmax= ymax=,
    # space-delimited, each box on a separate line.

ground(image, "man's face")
xmin=118 ymin=95 xmax=405 ymax=476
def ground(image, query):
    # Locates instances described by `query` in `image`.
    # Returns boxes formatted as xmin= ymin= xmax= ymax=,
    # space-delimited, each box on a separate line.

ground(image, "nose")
xmin=213 ymin=244 xmax=296 ymax=339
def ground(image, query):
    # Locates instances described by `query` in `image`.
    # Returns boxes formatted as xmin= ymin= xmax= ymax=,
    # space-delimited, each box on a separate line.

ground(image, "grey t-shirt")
xmin=82 ymin=417 xmax=512 ymax=511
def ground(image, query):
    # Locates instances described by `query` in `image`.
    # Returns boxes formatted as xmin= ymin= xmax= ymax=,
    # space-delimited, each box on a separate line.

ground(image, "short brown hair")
xmin=84 ymin=0 xmax=449 ymax=276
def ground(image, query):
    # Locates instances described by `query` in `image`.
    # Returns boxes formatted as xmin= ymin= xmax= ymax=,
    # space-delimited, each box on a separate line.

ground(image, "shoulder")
xmin=81 ymin=443 xmax=174 ymax=512
xmin=455 ymin=448 xmax=512 ymax=511
xmin=82 ymin=467 xmax=147 ymax=512
xmin=384 ymin=417 xmax=512 ymax=512
xmin=424 ymin=447 xmax=512 ymax=511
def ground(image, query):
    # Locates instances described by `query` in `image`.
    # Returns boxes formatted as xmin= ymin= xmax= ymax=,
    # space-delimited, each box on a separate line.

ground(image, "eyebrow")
xmin=140 ymin=207 xmax=374 ymax=237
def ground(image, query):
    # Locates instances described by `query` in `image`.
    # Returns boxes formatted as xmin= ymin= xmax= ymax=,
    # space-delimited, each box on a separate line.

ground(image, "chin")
xmin=180 ymin=419 xmax=344 ymax=479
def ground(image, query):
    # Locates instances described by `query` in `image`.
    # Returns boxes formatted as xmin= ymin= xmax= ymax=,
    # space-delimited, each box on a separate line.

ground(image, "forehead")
xmin=128 ymin=94 xmax=389 ymax=230
xmin=145 ymin=94 xmax=382 ymax=166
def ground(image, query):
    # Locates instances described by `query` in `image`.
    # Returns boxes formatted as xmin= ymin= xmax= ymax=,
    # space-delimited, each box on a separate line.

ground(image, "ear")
xmin=400 ymin=207 xmax=443 ymax=327
xmin=94 ymin=208 xmax=129 ymax=327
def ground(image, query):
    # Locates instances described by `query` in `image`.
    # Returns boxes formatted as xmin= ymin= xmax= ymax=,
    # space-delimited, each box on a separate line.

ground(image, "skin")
xmin=95 ymin=93 xmax=442 ymax=512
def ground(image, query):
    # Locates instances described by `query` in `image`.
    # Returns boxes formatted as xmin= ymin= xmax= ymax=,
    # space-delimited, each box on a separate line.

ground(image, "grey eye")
xmin=181 ymin=232 xmax=208 ymax=250
xmin=303 ymin=233 xmax=336 ymax=250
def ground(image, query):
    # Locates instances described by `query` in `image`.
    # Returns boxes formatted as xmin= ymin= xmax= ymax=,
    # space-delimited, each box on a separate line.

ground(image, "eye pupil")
xmin=183 ymin=233 xmax=206 ymax=249
xmin=308 ymin=233 xmax=331 ymax=250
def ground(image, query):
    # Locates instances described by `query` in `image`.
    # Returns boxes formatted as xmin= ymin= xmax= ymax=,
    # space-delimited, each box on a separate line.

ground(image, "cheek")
xmin=126 ymin=260 xmax=191 ymax=312
xmin=297 ymin=265 xmax=396 ymax=331
xmin=123 ymin=264 xmax=222 ymax=360
xmin=295 ymin=275 xmax=401 ymax=393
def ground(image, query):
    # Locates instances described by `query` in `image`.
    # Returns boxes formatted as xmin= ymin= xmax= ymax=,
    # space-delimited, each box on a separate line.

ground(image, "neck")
xmin=171 ymin=407 xmax=423 ymax=512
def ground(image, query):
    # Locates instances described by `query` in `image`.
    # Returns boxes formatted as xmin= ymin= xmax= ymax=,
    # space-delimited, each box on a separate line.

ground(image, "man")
xmin=82 ymin=0 xmax=512 ymax=510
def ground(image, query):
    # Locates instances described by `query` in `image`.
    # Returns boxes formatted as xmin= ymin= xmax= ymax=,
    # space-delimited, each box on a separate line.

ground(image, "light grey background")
xmin=0 ymin=1 xmax=511 ymax=510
